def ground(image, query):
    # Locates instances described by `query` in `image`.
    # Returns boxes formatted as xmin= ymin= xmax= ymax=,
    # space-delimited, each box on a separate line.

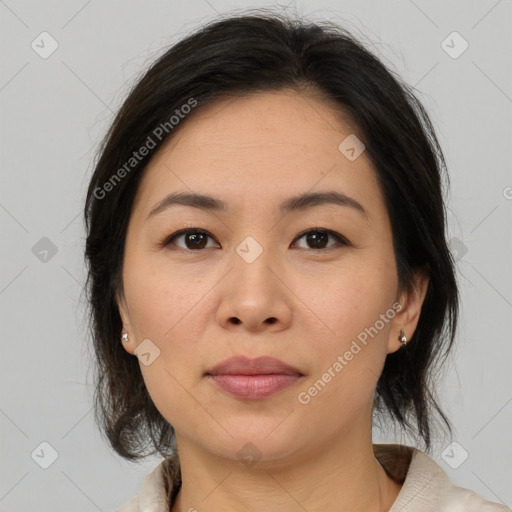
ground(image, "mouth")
xmin=205 ymin=355 xmax=305 ymax=400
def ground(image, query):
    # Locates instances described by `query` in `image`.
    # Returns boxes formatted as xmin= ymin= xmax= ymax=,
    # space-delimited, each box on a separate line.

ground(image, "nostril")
xmin=266 ymin=317 xmax=277 ymax=324
xmin=230 ymin=317 xmax=241 ymax=324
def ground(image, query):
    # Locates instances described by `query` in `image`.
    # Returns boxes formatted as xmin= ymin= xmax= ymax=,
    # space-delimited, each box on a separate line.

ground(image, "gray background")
xmin=1 ymin=0 xmax=511 ymax=510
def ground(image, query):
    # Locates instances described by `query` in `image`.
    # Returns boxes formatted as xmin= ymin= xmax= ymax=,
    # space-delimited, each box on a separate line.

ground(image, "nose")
xmin=215 ymin=245 xmax=293 ymax=333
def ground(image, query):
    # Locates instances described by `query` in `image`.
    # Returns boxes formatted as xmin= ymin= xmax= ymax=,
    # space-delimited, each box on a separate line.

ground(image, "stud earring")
xmin=121 ymin=332 xmax=129 ymax=343
xmin=398 ymin=329 xmax=407 ymax=345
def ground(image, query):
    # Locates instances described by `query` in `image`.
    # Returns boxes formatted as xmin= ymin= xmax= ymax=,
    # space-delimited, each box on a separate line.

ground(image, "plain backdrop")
xmin=1 ymin=1 xmax=511 ymax=510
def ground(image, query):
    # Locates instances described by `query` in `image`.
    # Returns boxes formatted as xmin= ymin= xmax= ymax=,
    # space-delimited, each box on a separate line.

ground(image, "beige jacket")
xmin=116 ymin=444 xmax=510 ymax=512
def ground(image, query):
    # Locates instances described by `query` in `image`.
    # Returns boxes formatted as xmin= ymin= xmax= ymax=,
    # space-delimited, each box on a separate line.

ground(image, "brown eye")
xmin=164 ymin=229 xmax=219 ymax=250
xmin=293 ymin=229 xmax=348 ymax=250
xmin=305 ymin=231 xmax=329 ymax=249
xmin=162 ymin=228 xmax=348 ymax=252
xmin=183 ymin=232 xmax=208 ymax=249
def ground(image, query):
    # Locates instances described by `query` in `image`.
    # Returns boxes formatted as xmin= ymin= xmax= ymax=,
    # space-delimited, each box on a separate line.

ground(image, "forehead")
xmin=132 ymin=90 xmax=384 ymax=221
xmin=163 ymin=89 xmax=360 ymax=153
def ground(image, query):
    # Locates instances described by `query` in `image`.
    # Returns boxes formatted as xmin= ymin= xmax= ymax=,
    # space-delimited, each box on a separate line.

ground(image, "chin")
xmin=193 ymin=415 xmax=306 ymax=467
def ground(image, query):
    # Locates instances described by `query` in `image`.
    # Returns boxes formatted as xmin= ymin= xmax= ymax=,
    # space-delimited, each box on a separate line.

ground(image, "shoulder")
xmin=116 ymin=447 xmax=510 ymax=512
xmin=115 ymin=495 xmax=138 ymax=512
xmin=374 ymin=444 xmax=510 ymax=512
xmin=439 ymin=485 xmax=511 ymax=511
xmin=115 ymin=461 xmax=168 ymax=512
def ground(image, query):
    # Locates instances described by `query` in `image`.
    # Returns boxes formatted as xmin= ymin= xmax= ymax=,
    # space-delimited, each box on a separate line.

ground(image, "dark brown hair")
xmin=84 ymin=10 xmax=459 ymax=462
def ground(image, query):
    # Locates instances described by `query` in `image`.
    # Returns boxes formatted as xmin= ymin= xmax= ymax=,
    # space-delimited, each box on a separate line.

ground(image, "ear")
xmin=117 ymin=290 xmax=136 ymax=355
xmin=387 ymin=266 xmax=429 ymax=354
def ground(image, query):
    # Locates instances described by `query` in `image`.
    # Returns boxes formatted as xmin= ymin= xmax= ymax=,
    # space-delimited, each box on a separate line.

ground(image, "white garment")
xmin=116 ymin=444 xmax=510 ymax=512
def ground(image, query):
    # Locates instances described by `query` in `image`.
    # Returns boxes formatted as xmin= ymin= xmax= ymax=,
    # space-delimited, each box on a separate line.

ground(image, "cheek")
xmin=294 ymin=251 xmax=397 ymax=341
xmin=294 ymin=277 xmax=394 ymax=428
xmin=293 ymin=252 xmax=396 ymax=399
xmin=122 ymin=256 xmax=215 ymax=411
xmin=126 ymin=264 xmax=212 ymax=430
xmin=123 ymin=251 xmax=212 ymax=345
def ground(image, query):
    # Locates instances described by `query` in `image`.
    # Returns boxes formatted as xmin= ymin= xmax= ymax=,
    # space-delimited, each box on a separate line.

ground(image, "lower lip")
xmin=208 ymin=374 xmax=302 ymax=400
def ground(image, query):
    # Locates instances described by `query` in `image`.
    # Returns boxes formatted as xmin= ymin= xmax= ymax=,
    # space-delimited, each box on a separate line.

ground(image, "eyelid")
xmin=161 ymin=228 xmax=219 ymax=249
xmin=291 ymin=228 xmax=349 ymax=250
xmin=161 ymin=227 xmax=350 ymax=250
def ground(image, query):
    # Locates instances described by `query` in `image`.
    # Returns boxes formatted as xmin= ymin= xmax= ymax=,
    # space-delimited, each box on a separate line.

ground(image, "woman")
xmin=84 ymin=11 xmax=510 ymax=512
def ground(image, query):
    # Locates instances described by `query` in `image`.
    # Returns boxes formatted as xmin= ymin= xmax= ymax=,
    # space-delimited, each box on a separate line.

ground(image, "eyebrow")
xmin=147 ymin=191 xmax=368 ymax=220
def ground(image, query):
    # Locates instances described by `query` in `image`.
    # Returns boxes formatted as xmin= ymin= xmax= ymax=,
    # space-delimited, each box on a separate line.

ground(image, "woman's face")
xmin=118 ymin=90 xmax=426 ymax=465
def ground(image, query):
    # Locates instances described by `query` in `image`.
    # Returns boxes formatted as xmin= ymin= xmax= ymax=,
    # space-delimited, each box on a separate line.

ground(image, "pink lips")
xmin=205 ymin=356 xmax=304 ymax=400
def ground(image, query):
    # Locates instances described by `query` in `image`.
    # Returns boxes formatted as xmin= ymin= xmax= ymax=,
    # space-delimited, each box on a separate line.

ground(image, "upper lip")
xmin=206 ymin=356 xmax=303 ymax=376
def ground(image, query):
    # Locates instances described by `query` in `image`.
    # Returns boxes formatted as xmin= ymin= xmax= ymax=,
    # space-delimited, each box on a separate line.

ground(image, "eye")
xmin=162 ymin=229 xmax=219 ymax=251
xmin=292 ymin=228 xmax=349 ymax=250
xmin=161 ymin=227 xmax=349 ymax=252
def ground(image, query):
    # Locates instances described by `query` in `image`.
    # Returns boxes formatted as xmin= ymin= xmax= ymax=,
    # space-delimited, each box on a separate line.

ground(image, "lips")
xmin=206 ymin=355 xmax=303 ymax=376
xmin=205 ymin=356 xmax=304 ymax=400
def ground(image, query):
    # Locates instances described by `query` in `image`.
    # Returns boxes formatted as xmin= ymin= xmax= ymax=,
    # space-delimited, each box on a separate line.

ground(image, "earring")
xmin=121 ymin=332 xmax=129 ymax=343
xmin=398 ymin=329 xmax=407 ymax=345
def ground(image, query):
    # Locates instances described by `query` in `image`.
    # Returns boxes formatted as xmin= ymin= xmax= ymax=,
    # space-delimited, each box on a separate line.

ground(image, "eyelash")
xmin=160 ymin=228 xmax=350 ymax=252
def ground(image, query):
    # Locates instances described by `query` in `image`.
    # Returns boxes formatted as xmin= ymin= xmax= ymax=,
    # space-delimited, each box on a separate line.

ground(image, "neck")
xmin=171 ymin=423 xmax=402 ymax=512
